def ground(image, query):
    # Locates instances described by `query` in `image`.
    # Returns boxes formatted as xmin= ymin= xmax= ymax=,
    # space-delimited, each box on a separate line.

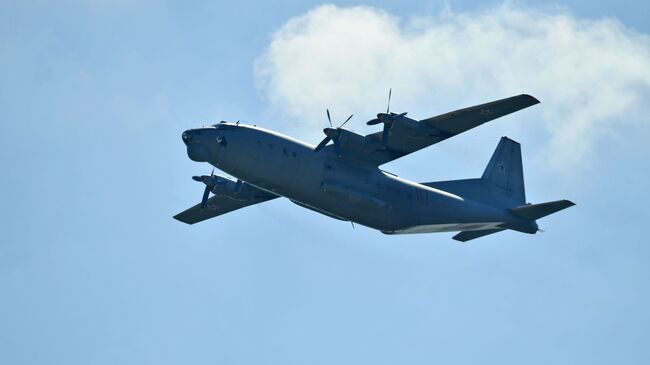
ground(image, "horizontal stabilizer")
xmin=453 ymin=229 xmax=505 ymax=242
xmin=510 ymin=200 xmax=575 ymax=220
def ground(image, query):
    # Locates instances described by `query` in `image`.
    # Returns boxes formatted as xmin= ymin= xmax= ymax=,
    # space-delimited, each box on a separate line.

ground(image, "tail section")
xmin=422 ymin=137 xmax=575 ymax=242
xmin=423 ymin=137 xmax=526 ymax=208
xmin=481 ymin=137 xmax=525 ymax=206
xmin=452 ymin=200 xmax=576 ymax=242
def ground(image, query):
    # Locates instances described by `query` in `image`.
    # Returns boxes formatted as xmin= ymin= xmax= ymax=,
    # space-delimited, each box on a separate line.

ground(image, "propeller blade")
xmin=192 ymin=175 xmax=202 ymax=182
xmin=200 ymin=185 xmax=210 ymax=209
xmin=210 ymin=168 xmax=214 ymax=177
xmin=317 ymin=109 xmax=351 ymax=154
xmin=314 ymin=136 xmax=332 ymax=152
xmin=382 ymin=123 xmax=390 ymax=146
xmin=366 ymin=118 xmax=381 ymax=126
xmin=387 ymin=88 xmax=392 ymax=113
xmin=339 ymin=114 xmax=353 ymax=128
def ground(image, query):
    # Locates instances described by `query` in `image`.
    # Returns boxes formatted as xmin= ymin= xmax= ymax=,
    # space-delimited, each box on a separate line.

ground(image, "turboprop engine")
xmin=192 ymin=170 xmax=265 ymax=208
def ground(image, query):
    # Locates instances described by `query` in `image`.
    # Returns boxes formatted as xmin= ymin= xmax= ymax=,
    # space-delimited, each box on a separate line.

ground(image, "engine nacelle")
xmin=209 ymin=174 xmax=264 ymax=201
xmin=389 ymin=116 xmax=426 ymax=138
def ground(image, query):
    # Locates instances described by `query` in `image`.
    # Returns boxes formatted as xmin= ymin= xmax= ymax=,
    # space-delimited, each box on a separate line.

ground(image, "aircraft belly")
xmin=390 ymin=222 xmax=506 ymax=234
xmin=320 ymin=180 xmax=391 ymax=210
xmin=241 ymin=160 xmax=406 ymax=231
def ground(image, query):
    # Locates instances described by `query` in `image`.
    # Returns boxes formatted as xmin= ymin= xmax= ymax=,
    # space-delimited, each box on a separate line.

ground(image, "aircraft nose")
xmin=181 ymin=130 xmax=193 ymax=145
xmin=187 ymin=143 xmax=210 ymax=162
xmin=181 ymin=128 xmax=212 ymax=161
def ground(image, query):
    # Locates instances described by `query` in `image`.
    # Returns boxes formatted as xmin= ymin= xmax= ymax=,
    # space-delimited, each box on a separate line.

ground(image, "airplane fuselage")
xmin=183 ymin=122 xmax=520 ymax=234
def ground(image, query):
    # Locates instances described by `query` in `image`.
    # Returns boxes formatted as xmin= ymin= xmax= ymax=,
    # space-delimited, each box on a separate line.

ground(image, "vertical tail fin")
xmin=481 ymin=137 xmax=526 ymax=207
xmin=421 ymin=137 xmax=527 ymax=208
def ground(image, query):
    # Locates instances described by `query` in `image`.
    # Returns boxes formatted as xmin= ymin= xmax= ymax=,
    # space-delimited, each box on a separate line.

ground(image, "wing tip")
xmin=173 ymin=213 xmax=196 ymax=225
xmin=500 ymin=136 xmax=520 ymax=145
xmin=452 ymin=235 xmax=470 ymax=243
xmin=521 ymin=93 xmax=541 ymax=105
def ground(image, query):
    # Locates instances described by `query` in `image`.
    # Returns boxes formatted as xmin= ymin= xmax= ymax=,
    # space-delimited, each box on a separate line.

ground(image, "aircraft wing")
xmin=174 ymin=191 xmax=278 ymax=225
xmin=361 ymin=94 xmax=539 ymax=166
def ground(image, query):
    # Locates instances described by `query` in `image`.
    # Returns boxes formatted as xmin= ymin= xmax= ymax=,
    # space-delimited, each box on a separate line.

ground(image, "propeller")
xmin=366 ymin=88 xmax=408 ymax=147
xmin=192 ymin=169 xmax=244 ymax=209
xmin=191 ymin=168 xmax=215 ymax=209
xmin=192 ymin=168 xmax=224 ymax=209
xmin=314 ymin=109 xmax=353 ymax=155
xmin=387 ymin=87 xmax=392 ymax=113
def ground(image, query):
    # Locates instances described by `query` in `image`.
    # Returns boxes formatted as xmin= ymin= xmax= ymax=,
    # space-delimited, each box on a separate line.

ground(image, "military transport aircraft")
xmin=174 ymin=92 xmax=574 ymax=242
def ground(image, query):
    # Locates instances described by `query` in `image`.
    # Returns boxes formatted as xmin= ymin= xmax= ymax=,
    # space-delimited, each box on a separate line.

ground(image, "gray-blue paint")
xmin=175 ymin=95 xmax=574 ymax=241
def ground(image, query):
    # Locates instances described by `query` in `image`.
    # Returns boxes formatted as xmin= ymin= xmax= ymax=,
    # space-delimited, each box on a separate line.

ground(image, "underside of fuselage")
xmin=385 ymin=222 xmax=508 ymax=234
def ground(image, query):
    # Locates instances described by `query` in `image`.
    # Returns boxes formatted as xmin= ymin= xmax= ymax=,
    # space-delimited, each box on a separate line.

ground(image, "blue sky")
xmin=1 ymin=1 xmax=649 ymax=364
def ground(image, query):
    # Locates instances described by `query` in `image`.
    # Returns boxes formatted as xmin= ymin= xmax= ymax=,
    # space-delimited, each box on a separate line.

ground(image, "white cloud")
xmin=255 ymin=4 xmax=650 ymax=170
